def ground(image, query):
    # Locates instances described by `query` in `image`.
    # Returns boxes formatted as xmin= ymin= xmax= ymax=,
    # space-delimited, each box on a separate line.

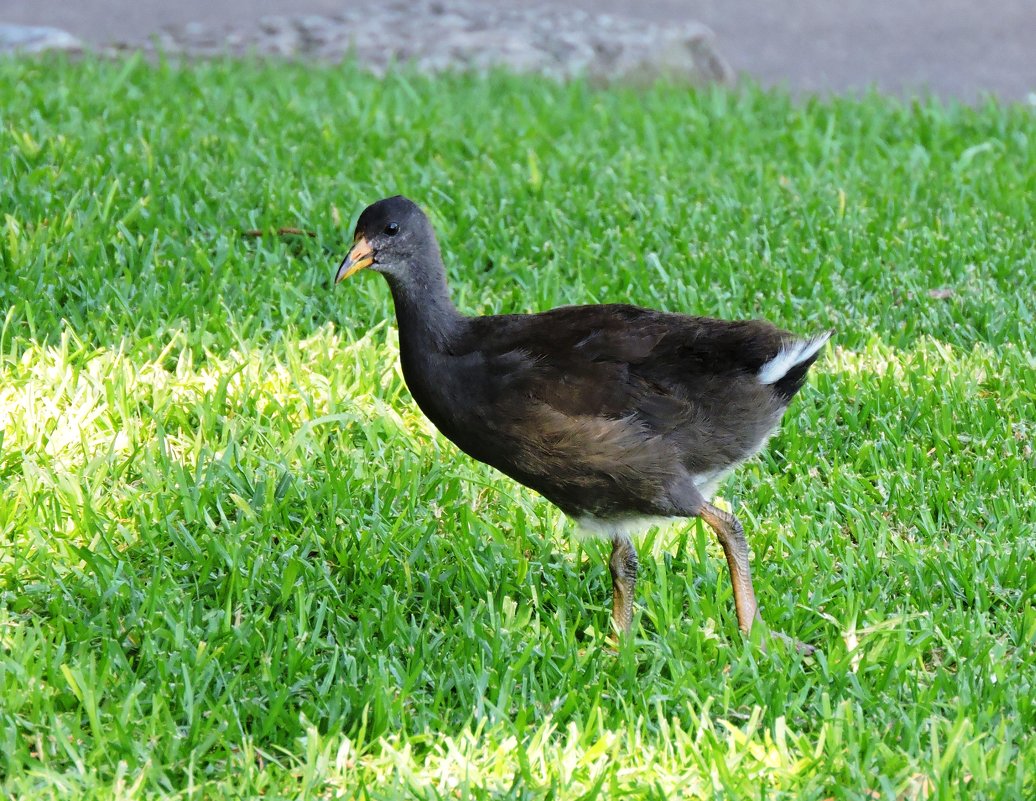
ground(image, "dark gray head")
xmin=334 ymin=195 xmax=443 ymax=288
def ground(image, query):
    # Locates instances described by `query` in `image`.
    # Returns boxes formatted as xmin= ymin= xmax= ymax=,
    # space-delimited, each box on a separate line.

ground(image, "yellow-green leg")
xmin=609 ymin=533 xmax=638 ymax=635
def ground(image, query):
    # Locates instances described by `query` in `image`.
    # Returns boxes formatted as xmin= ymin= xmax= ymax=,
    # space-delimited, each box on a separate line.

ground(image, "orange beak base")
xmin=335 ymin=236 xmax=375 ymax=283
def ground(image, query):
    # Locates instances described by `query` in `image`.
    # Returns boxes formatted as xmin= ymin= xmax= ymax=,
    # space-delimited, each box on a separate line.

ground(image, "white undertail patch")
xmin=757 ymin=331 xmax=832 ymax=386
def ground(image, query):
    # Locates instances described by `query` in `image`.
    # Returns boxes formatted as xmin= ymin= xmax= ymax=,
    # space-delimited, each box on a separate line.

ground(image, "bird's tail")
xmin=758 ymin=330 xmax=833 ymax=401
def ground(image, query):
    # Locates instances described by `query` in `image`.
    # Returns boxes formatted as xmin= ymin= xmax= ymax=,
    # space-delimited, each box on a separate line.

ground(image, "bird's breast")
xmin=398 ymin=346 xmax=490 ymax=445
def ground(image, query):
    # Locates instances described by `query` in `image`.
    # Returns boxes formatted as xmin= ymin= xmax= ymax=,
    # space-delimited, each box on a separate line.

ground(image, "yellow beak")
xmin=335 ymin=236 xmax=375 ymax=283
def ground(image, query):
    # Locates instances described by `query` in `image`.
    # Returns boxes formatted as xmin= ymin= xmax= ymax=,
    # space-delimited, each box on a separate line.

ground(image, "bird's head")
xmin=334 ymin=195 xmax=439 ymax=287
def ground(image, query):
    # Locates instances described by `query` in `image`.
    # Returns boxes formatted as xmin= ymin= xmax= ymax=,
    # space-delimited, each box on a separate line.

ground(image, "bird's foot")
xmin=761 ymin=628 xmax=816 ymax=656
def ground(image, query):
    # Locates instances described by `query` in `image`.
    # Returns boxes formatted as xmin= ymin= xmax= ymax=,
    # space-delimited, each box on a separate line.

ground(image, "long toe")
xmin=763 ymin=629 xmax=816 ymax=656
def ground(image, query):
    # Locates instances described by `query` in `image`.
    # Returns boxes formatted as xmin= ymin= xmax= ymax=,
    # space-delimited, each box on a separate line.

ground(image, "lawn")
xmin=1 ymin=56 xmax=1034 ymax=799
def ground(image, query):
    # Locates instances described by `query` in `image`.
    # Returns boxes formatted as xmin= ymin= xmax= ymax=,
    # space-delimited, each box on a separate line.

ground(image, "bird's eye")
xmin=384 ymin=222 xmax=399 ymax=236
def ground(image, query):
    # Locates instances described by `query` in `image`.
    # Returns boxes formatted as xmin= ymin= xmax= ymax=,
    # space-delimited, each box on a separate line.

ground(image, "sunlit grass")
xmin=1 ymin=56 xmax=1034 ymax=799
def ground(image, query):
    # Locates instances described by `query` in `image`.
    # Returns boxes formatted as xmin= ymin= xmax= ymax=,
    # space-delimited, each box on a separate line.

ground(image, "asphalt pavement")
xmin=1 ymin=0 xmax=1033 ymax=101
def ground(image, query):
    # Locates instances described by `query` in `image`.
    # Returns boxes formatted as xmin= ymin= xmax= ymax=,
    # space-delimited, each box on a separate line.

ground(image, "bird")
xmin=335 ymin=195 xmax=830 ymax=651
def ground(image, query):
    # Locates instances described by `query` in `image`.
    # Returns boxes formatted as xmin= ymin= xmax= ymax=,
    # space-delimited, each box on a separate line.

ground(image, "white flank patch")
xmin=757 ymin=331 xmax=832 ymax=385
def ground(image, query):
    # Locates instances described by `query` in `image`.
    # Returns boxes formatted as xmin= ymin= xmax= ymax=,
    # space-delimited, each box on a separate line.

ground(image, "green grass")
xmin=1 ymin=55 xmax=1034 ymax=799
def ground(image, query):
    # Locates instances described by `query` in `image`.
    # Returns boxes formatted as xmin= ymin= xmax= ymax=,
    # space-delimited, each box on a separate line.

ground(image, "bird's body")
xmin=395 ymin=302 xmax=823 ymax=522
xmin=336 ymin=196 xmax=829 ymax=649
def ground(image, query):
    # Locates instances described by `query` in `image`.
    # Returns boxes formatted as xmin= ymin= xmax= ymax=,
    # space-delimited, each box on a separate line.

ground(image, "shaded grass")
xmin=1 ymin=57 xmax=1034 ymax=799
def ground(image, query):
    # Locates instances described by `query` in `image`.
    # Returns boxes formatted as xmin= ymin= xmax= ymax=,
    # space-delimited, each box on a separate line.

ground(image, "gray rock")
xmin=117 ymin=0 xmax=732 ymax=84
xmin=0 ymin=24 xmax=82 ymax=54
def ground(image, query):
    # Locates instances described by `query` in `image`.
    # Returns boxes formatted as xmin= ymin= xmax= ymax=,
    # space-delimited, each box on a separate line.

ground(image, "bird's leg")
xmin=698 ymin=502 xmax=814 ymax=655
xmin=698 ymin=502 xmax=760 ymax=634
xmin=609 ymin=533 xmax=638 ymax=635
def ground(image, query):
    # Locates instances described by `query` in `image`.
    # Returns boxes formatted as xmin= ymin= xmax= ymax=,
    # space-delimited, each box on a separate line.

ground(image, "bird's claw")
xmin=762 ymin=628 xmax=816 ymax=656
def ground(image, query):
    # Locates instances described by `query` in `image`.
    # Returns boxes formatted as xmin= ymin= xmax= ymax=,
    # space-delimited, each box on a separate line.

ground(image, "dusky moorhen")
xmin=336 ymin=195 xmax=830 ymax=650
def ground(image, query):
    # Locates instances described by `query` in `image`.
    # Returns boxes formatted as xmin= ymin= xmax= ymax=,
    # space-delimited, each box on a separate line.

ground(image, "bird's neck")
xmin=385 ymin=260 xmax=464 ymax=353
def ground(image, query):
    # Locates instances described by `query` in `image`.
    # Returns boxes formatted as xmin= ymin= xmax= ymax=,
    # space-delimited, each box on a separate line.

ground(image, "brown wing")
xmin=429 ymin=305 xmax=793 ymax=516
xmin=460 ymin=304 xmax=790 ymax=427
